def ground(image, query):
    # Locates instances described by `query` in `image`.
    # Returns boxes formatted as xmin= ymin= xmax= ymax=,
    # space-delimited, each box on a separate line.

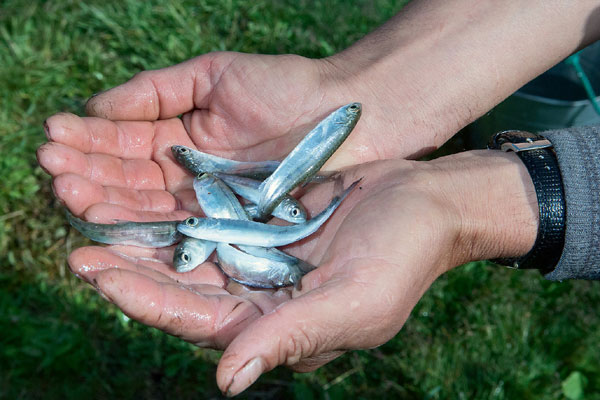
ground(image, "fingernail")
xmin=43 ymin=120 xmax=51 ymax=140
xmin=225 ymin=357 xmax=264 ymax=397
xmin=90 ymin=89 xmax=105 ymax=98
xmin=92 ymin=278 xmax=112 ymax=303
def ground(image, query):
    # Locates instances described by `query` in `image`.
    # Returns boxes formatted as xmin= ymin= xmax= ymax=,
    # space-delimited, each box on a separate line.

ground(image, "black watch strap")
xmin=488 ymin=130 xmax=566 ymax=274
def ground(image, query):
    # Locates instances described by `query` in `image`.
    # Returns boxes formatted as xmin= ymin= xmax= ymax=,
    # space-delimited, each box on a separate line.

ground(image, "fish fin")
xmin=293 ymin=279 xmax=302 ymax=291
xmin=332 ymin=177 xmax=363 ymax=203
xmin=297 ymin=260 xmax=317 ymax=273
xmin=332 ymin=173 xmax=345 ymax=194
xmin=301 ymin=170 xmax=341 ymax=187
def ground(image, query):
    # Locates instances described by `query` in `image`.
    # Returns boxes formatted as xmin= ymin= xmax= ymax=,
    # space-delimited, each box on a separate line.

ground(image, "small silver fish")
xmin=256 ymin=103 xmax=361 ymax=218
xmin=243 ymin=204 xmax=261 ymax=220
xmin=171 ymin=173 xmax=248 ymax=273
xmin=172 ymin=146 xmax=280 ymax=180
xmin=178 ymin=179 xmax=360 ymax=247
xmin=216 ymin=243 xmax=313 ymax=289
xmin=193 ymin=173 xmax=250 ymax=220
xmin=173 ymin=237 xmax=217 ymax=273
xmin=172 ymin=145 xmax=338 ymax=184
xmin=213 ymin=173 xmax=307 ymax=223
xmin=66 ymin=211 xmax=182 ymax=248
xmin=239 ymin=245 xmax=316 ymax=273
xmin=192 ymin=172 xmax=318 ymax=287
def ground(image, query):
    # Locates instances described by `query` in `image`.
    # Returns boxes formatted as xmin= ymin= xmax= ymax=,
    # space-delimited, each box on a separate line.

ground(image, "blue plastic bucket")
xmin=466 ymin=41 xmax=600 ymax=148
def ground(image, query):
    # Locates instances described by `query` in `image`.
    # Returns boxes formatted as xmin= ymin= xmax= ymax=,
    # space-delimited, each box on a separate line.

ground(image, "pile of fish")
xmin=67 ymin=102 xmax=362 ymax=288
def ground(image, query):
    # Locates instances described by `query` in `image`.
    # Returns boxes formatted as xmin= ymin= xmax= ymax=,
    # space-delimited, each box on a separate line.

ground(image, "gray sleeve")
xmin=542 ymin=124 xmax=600 ymax=280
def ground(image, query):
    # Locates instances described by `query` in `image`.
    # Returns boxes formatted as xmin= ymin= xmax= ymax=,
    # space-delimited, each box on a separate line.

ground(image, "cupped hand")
xmin=59 ymin=158 xmax=462 ymax=396
xmin=35 ymin=51 xmax=431 ymax=224
xmin=41 ymin=52 xmax=430 ymax=188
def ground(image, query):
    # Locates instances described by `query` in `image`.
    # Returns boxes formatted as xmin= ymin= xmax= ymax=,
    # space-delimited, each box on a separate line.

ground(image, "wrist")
xmin=424 ymin=150 xmax=539 ymax=270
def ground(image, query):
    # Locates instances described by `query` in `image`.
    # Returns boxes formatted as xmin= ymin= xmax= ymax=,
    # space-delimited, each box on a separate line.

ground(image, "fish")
xmin=193 ymin=173 xmax=250 ymax=220
xmin=243 ymin=203 xmax=261 ymax=220
xmin=239 ymin=245 xmax=316 ymax=273
xmin=172 ymin=145 xmax=280 ymax=180
xmin=171 ymin=172 xmax=249 ymax=272
xmin=172 ymin=145 xmax=339 ymax=183
xmin=256 ymin=103 xmax=361 ymax=218
xmin=192 ymin=172 xmax=318 ymax=287
xmin=178 ymin=179 xmax=360 ymax=247
xmin=216 ymin=243 xmax=314 ymax=289
xmin=66 ymin=211 xmax=182 ymax=248
xmin=213 ymin=173 xmax=307 ymax=223
xmin=173 ymin=237 xmax=217 ymax=273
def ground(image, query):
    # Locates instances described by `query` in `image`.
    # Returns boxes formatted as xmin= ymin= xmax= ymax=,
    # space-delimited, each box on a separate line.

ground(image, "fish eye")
xmin=186 ymin=217 xmax=198 ymax=227
xmin=178 ymin=147 xmax=189 ymax=154
xmin=180 ymin=253 xmax=190 ymax=262
xmin=291 ymin=208 xmax=299 ymax=217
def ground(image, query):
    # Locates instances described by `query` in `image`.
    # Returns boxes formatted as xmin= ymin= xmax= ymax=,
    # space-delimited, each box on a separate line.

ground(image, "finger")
xmin=150 ymin=118 xmax=197 ymax=193
xmin=82 ymin=203 xmax=191 ymax=223
xmin=45 ymin=113 xmax=155 ymax=158
xmin=68 ymin=246 xmax=227 ymax=287
xmin=216 ymin=279 xmax=364 ymax=396
xmin=37 ymin=142 xmax=165 ymax=190
xmin=68 ymin=246 xmax=178 ymax=284
xmin=94 ymin=268 xmax=263 ymax=348
xmin=108 ymin=245 xmax=175 ymax=264
xmin=225 ymin=281 xmax=291 ymax=315
xmin=107 ymin=245 xmax=226 ymax=287
xmin=52 ymin=173 xmax=177 ymax=216
xmin=85 ymin=55 xmax=218 ymax=120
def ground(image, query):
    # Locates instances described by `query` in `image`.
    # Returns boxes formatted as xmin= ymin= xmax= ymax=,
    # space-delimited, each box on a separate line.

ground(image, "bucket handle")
xmin=565 ymin=51 xmax=600 ymax=116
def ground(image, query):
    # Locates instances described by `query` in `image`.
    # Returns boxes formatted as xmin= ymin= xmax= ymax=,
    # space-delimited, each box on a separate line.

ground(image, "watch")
xmin=487 ymin=130 xmax=566 ymax=274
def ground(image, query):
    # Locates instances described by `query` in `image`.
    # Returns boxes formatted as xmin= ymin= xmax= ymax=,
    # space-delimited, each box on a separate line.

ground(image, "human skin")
xmin=36 ymin=0 xmax=600 ymax=396
xmin=62 ymin=152 xmax=537 ymax=396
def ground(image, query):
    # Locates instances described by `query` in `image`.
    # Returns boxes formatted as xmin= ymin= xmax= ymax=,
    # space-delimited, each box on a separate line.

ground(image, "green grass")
xmin=1 ymin=0 xmax=599 ymax=399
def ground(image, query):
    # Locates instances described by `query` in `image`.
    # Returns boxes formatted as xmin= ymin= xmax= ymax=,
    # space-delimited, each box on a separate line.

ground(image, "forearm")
xmin=324 ymin=0 xmax=600 ymax=159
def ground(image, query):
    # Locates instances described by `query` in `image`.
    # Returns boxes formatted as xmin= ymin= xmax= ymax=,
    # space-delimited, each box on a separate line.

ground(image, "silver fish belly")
xmin=213 ymin=173 xmax=307 ymax=223
xmin=216 ymin=243 xmax=307 ymax=288
xmin=172 ymin=146 xmax=338 ymax=184
xmin=256 ymin=102 xmax=361 ymax=218
xmin=172 ymin=146 xmax=280 ymax=180
xmin=178 ymin=179 xmax=360 ymax=247
xmin=66 ymin=211 xmax=182 ymax=248
xmin=193 ymin=173 xmax=250 ymax=220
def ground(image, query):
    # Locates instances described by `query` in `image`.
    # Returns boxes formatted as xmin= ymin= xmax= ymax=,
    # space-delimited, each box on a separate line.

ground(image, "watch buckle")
xmin=500 ymin=139 xmax=552 ymax=153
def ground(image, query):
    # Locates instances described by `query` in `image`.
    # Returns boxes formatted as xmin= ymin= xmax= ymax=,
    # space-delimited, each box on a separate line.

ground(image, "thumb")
xmin=85 ymin=53 xmax=226 ymax=120
xmin=216 ymin=278 xmax=369 ymax=396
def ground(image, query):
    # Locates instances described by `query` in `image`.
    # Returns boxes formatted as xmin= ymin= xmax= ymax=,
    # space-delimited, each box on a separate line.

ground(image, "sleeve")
xmin=542 ymin=124 xmax=600 ymax=280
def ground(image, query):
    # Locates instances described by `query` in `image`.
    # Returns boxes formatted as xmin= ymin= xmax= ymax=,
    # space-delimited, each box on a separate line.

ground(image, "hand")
xmin=35 ymin=51 xmax=432 ymax=222
xmin=40 ymin=52 xmax=435 ymax=191
xmin=61 ymin=151 xmax=539 ymax=396
xmin=62 ymin=159 xmax=457 ymax=395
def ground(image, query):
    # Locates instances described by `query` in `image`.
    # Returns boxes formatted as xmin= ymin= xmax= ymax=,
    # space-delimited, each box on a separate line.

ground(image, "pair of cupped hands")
xmin=37 ymin=53 xmax=465 ymax=396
